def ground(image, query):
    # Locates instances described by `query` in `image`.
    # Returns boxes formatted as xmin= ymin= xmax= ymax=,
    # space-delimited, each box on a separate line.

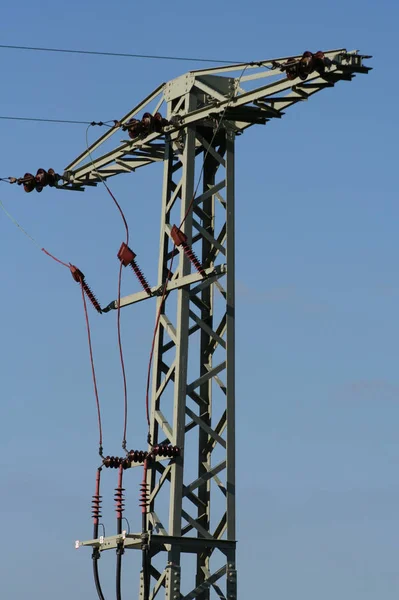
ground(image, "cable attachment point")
xmin=118 ymin=242 xmax=152 ymax=296
xmin=69 ymin=265 xmax=102 ymax=314
xmin=171 ymin=225 xmax=206 ymax=277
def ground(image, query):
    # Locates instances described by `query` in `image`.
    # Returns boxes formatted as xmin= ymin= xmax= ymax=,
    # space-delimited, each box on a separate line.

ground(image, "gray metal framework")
xmin=73 ymin=50 xmax=371 ymax=600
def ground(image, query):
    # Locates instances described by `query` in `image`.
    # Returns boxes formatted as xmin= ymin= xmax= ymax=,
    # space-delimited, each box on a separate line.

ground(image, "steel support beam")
xmin=143 ymin=81 xmax=237 ymax=599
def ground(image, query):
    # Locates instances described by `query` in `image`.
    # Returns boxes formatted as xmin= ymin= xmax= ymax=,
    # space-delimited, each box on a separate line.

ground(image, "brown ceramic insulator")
xmin=181 ymin=242 xmax=206 ymax=277
xmin=139 ymin=482 xmax=149 ymax=511
xmin=23 ymin=173 xmax=36 ymax=193
xmin=114 ymin=487 xmax=125 ymax=520
xmin=130 ymin=259 xmax=152 ymax=296
xmin=283 ymin=58 xmax=298 ymax=80
xmin=81 ymin=280 xmax=102 ymax=314
xmin=141 ymin=112 xmax=153 ymax=131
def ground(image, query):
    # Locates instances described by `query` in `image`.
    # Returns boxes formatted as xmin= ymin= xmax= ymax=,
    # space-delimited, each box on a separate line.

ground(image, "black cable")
xmin=0 ymin=43 xmax=241 ymax=64
xmin=92 ymin=469 xmax=106 ymax=600
xmin=116 ymin=552 xmax=123 ymax=600
xmin=93 ymin=555 xmax=106 ymax=600
xmin=0 ymin=115 xmax=116 ymax=126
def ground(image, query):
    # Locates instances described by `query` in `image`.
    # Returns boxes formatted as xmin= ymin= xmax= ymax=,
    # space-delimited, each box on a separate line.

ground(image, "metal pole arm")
xmin=59 ymin=49 xmax=370 ymax=190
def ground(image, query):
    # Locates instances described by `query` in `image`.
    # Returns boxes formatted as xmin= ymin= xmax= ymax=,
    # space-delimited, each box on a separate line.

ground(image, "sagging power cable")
xmin=0 ymin=202 xmax=104 ymax=454
xmin=86 ymin=125 xmax=130 ymax=452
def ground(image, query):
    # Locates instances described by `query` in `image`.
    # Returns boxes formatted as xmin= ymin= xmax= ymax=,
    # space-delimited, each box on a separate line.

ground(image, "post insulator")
xmin=69 ymin=264 xmax=102 ymax=314
xmin=118 ymin=242 xmax=152 ymax=296
xmin=171 ymin=225 xmax=206 ymax=277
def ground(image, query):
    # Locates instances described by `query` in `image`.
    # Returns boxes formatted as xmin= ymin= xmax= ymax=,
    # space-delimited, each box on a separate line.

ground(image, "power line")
xmin=0 ymin=115 xmax=111 ymax=125
xmin=0 ymin=44 xmax=241 ymax=64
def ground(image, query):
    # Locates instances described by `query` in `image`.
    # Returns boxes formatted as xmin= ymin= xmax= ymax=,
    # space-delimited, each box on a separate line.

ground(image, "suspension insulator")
xmin=124 ymin=118 xmax=143 ymax=139
xmin=103 ymin=455 xmax=123 ymax=468
xmin=141 ymin=112 xmax=153 ymax=131
xmin=22 ymin=173 xmax=36 ymax=193
xmin=69 ymin=265 xmax=102 ymax=314
xmin=35 ymin=168 xmax=58 ymax=192
xmin=298 ymin=51 xmax=314 ymax=80
xmin=313 ymin=51 xmax=332 ymax=75
xmin=153 ymin=444 xmax=181 ymax=458
xmin=171 ymin=225 xmax=206 ymax=277
xmin=153 ymin=112 xmax=169 ymax=133
xmin=283 ymin=58 xmax=298 ymax=80
xmin=114 ymin=486 xmax=125 ymax=519
xmin=127 ymin=449 xmax=149 ymax=464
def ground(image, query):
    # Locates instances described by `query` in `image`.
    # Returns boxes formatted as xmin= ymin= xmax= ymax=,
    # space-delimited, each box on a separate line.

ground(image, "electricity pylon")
xmin=71 ymin=49 xmax=371 ymax=600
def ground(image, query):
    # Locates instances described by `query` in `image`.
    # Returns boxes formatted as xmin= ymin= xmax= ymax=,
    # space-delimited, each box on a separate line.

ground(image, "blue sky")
xmin=0 ymin=1 xmax=397 ymax=599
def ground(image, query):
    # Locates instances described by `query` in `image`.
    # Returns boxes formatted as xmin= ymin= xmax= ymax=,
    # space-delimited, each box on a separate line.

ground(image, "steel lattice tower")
xmin=70 ymin=49 xmax=371 ymax=600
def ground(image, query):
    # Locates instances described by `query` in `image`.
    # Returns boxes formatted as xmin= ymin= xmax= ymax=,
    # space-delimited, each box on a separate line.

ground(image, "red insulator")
xmin=118 ymin=242 xmax=152 ymax=296
xmin=283 ymin=58 xmax=298 ymax=80
xmin=69 ymin=264 xmax=102 ymax=314
xmin=139 ymin=482 xmax=149 ymax=512
xmin=124 ymin=118 xmax=143 ymax=139
xmin=141 ymin=112 xmax=153 ymax=131
xmin=103 ymin=455 xmax=124 ymax=468
xmin=35 ymin=168 xmax=49 ymax=192
xmin=171 ymin=225 xmax=206 ymax=277
xmin=153 ymin=112 xmax=169 ymax=133
xmin=92 ymin=470 xmax=102 ymax=524
xmin=172 ymin=445 xmax=180 ymax=457
xmin=298 ymin=51 xmax=314 ymax=81
xmin=313 ymin=51 xmax=331 ymax=74
xmin=114 ymin=486 xmax=125 ymax=519
xmin=182 ymin=244 xmax=206 ymax=277
xmin=23 ymin=173 xmax=36 ymax=193
xmin=130 ymin=260 xmax=152 ymax=296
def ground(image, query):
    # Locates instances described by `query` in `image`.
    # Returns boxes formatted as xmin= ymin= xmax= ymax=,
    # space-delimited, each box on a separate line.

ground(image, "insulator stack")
xmin=92 ymin=469 xmax=102 ymax=525
xmin=152 ymin=445 xmax=181 ymax=458
xmin=103 ymin=446 xmax=180 ymax=468
xmin=139 ymin=481 xmax=150 ymax=514
xmin=117 ymin=243 xmax=152 ymax=296
xmin=103 ymin=456 xmax=130 ymax=469
xmin=128 ymin=450 xmax=149 ymax=463
xmin=92 ymin=493 xmax=102 ymax=523
xmin=170 ymin=225 xmax=206 ymax=277
xmin=122 ymin=112 xmax=169 ymax=140
xmin=69 ymin=265 xmax=102 ymax=314
xmin=19 ymin=168 xmax=59 ymax=193
xmin=278 ymin=51 xmax=332 ymax=82
xmin=114 ymin=485 xmax=125 ymax=520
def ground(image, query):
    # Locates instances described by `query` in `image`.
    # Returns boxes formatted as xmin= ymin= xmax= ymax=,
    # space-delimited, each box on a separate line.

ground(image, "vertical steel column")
xmin=146 ymin=88 xmax=237 ymax=599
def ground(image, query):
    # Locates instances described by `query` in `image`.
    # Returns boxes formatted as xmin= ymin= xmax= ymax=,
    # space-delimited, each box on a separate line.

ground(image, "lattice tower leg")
xmin=145 ymin=87 xmax=237 ymax=600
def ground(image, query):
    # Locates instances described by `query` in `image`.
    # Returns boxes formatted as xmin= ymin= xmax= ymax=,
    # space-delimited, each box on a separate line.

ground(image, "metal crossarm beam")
xmin=60 ymin=49 xmax=370 ymax=190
